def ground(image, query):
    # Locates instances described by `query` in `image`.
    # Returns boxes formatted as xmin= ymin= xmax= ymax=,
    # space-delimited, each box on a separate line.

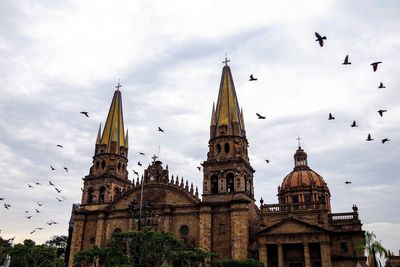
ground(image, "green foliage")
xmin=0 ymin=236 xmax=12 ymax=263
xmin=8 ymin=240 xmax=59 ymax=267
xmin=45 ymin=235 xmax=68 ymax=258
xmin=213 ymin=259 xmax=264 ymax=267
xmin=74 ymin=230 xmax=214 ymax=267
xmin=357 ymin=231 xmax=388 ymax=267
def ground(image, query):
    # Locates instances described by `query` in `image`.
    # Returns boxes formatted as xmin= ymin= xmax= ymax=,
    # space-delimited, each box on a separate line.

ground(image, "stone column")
xmin=304 ymin=242 xmax=311 ymax=267
xmin=320 ymin=242 xmax=332 ymax=267
xmin=199 ymin=206 xmax=212 ymax=252
xmin=68 ymin=214 xmax=85 ymax=267
xmin=95 ymin=213 xmax=106 ymax=247
xmin=278 ymin=243 xmax=284 ymax=267
xmin=259 ymin=243 xmax=268 ymax=267
xmin=230 ymin=201 xmax=249 ymax=260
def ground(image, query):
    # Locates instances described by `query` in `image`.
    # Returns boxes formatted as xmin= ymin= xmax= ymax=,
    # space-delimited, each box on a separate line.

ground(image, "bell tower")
xmin=202 ymin=59 xmax=255 ymax=202
xmin=81 ymin=83 xmax=131 ymax=207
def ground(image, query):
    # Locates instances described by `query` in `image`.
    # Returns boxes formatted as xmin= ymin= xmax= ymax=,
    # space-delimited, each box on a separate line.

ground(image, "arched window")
xmin=118 ymin=162 xmax=121 ymax=172
xmin=95 ymin=161 xmax=99 ymax=169
xmin=113 ymin=228 xmax=121 ymax=234
xmin=244 ymin=176 xmax=248 ymax=193
xmin=224 ymin=143 xmax=230 ymax=153
xmin=114 ymin=187 xmax=120 ymax=197
xmin=88 ymin=188 xmax=94 ymax=204
xmin=227 ymin=173 xmax=234 ymax=193
xmin=99 ymin=186 xmax=106 ymax=203
xmin=211 ymin=175 xmax=218 ymax=193
xmin=101 ymin=160 xmax=106 ymax=170
xmin=216 ymin=144 xmax=221 ymax=154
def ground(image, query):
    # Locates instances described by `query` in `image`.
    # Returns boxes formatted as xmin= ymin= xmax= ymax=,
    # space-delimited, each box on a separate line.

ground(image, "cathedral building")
xmin=67 ymin=62 xmax=367 ymax=267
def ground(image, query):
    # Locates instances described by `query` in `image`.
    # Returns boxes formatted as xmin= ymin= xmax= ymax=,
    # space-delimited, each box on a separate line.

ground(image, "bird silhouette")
xmin=51 ymin=221 xmax=58 ymax=225
xmin=63 ymin=167 xmax=68 ymax=172
xmin=81 ymin=188 xmax=84 ymax=192
xmin=55 ymin=188 xmax=61 ymax=193
xmin=24 ymin=210 xmax=29 ymax=213
xmin=36 ymin=202 xmax=43 ymax=207
xmin=80 ymin=111 xmax=89 ymax=117
xmin=56 ymin=144 xmax=63 ymax=148
xmin=351 ymin=121 xmax=358 ymax=127
xmin=28 ymin=184 xmax=34 ymax=188
xmin=26 ymin=216 xmax=33 ymax=219
xmin=47 ymin=222 xmax=53 ymax=225
xmin=342 ymin=55 xmax=351 ymax=65
xmin=249 ymin=74 xmax=258 ymax=81
xmin=378 ymin=82 xmax=385 ymax=89
xmin=7 ymin=237 xmax=15 ymax=242
xmin=56 ymin=197 xmax=63 ymax=202
xmin=139 ymin=152 xmax=145 ymax=156
xmin=378 ymin=110 xmax=387 ymax=117
xmin=35 ymin=209 xmax=40 ymax=213
xmin=137 ymin=162 xmax=142 ymax=167
xmin=382 ymin=138 xmax=390 ymax=144
xmin=345 ymin=181 xmax=352 ymax=184
xmin=371 ymin=61 xmax=382 ymax=72
xmin=36 ymin=227 xmax=44 ymax=230
xmin=132 ymin=169 xmax=139 ymax=176
xmin=50 ymin=165 xmax=55 ymax=171
xmin=197 ymin=166 xmax=201 ymax=171
xmin=158 ymin=127 xmax=164 ymax=133
xmin=265 ymin=160 xmax=270 ymax=164
xmin=328 ymin=113 xmax=335 ymax=120
xmin=256 ymin=113 xmax=266 ymax=119
xmin=366 ymin=134 xmax=374 ymax=141
xmin=30 ymin=230 xmax=36 ymax=235
xmin=0 ymin=198 xmax=4 ymax=201
xmin=4 ymin=204 xmax=10 ymax=210
xmin=49 ymin=181 xmax=55 ymax=186
xmin=315 ymin=32 xmax=327 ymax=47
xmin=35 ymin=182 xmax=41 ymax=185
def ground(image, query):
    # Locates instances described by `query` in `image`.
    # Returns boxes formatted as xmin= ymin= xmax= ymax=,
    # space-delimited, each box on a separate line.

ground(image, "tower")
xmin=200 ymin=59 xmax=256 ymax=260
xmin=202 ymin=60 xmax=255 ymax=202
xmin=81 ymin=84 xmax=131 ymax=206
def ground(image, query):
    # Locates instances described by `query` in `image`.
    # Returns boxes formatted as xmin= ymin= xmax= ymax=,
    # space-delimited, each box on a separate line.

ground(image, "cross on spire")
xmin=115 ymin=79 xmax=122 ymax=91
xmin=222 ymin=54 xmax=230 ymax=66
xmin=297 ymin=135 xmax=302 ymax=148
xmin=152 ymin=154 xmax=158 ymax=163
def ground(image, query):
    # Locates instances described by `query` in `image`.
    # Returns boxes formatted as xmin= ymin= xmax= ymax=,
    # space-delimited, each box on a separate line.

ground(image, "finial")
xmin=195 ymin=186 xmax=199 ymax=197
xmin=115 ymin=79 xmax=122 ymax=91
xmin=297 ymin=135 xmax=302 ymax=148
xmin=152 ymin=154 xmax=158 ymax=163
xmin=260 ymin=197 xmax=264 ymax=205
xmin=222 ymin=53 xmax=230 ymax=66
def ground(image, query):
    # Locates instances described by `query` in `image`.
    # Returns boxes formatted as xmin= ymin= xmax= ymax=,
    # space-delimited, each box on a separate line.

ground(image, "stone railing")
xmin=329 ymin=212 xmax=358 ymax=222
xmin=261 ymin=202 xmax=322 ymax=212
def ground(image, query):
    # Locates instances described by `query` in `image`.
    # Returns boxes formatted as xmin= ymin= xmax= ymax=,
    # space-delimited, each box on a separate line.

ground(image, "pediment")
xmin=111 ymin=183 xmax=200 ymax=210
xmin=258 ymin=217 xmax=328 ymax=235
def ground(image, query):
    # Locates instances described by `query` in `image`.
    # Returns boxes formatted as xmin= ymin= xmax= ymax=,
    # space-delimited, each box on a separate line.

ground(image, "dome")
xmin=281 ymin=168 xmax=326 ymax=189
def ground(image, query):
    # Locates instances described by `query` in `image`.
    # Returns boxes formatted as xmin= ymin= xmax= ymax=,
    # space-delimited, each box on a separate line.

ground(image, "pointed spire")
xmin=100 ymin=84 xmax=127 ymax=155
xmin=212 ymin=60 xmax=245 ymax=137
xmin=210 ymin=102 xmax=217 ymax=126
xmin=96 ymin=124 xmax=102 ymax=145
xmin=195 ymin=186 xmax=199 ymax=198
xmin=190 ymin=183 xmax=194 ymax=193
xmin=175 ymin=175 xmax=179 ymax=185
xmin=125 ymin=130 xmax=129 ymax=148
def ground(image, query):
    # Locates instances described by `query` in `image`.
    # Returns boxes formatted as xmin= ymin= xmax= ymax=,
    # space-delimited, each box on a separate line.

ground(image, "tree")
xmin=45 ymin=235 xmax=68 ymax=258
xmin=357 ymin=231 xmax=387 ymax=267
xmin=74 ymin=230 xmax=214 ymax=267
xmin=0 ymin=236 xmax=12 ymax=264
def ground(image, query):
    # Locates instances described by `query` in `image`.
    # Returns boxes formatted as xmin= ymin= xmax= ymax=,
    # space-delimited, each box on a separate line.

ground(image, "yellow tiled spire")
xmin=212 ymin=61 xmax=245 ymax=137
xmin=100 ymin=84 xmax=127 ymax=154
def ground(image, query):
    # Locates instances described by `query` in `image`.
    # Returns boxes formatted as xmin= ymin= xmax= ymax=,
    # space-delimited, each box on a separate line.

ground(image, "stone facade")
xmin=66 ymin=64 xmax=367 ymax=267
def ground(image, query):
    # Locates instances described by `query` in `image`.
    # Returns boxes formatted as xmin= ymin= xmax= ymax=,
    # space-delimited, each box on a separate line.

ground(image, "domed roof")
xmin=281 ymin=146 xmax=327 ymax=190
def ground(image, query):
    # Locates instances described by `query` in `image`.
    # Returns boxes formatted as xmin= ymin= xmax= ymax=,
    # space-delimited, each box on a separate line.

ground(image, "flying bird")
xmin=47 ymin=222 xmax=53 ymax=225
xmin=256 ymin=113 xmax=266 ymax=119
xmin=382 ymin=138 xmax=390 ymax=144
xmin=371 ymin=61 xmax=382 ymax=72
xmin=56 ymin=144 xmax=63 ymax=148
xmin=366 ymin=134 xmax=374 ymax=141
xmin=0 ymin=198 xmax=4 ymax=201
xmin=35 ymin=209 xmax=40 ymax=213
xmin=378 ymin=110 xmax=387 ymax=117
xmin=351 ymin=121 xmax=358 ymax=127
xmin=378 ymin=82 xmax=385 ymax=89
xmin=197 ymin=166 xmax=201 ymax=171
xmin=137 ymin=162 xmax=142 ymax=167
xmin=30 ymin=230 xmax=36 ymax=235
xmin=80 ymin=111 xmax=89 ymax=117
xmin=55 ymin=188 xmax=61 ymax=193
xmin=63 ymin=167 xmax=68 ymax=172
xmin=24 ymin=210 xmax=29 ymax=213
xmin=4 ymin=204 xmax=11 ymax=210
xmin=265 ymin=160 xmax=270 ymax=164
xmin=345 ymin=181 xmax=352 ymax=184
xmin=56 ymin=197 xmax=63 ymax=202
xmin=328 ymin=113 xmax=335 ymax=120
xmin=28 ymin=184 xmax=34 ymax=188
xmin=61 ymin=196 xmax=67 ymax=200
xmin=36 ymin=227 xmax=44 ymax=230
xmin=342 ymin=55 xmax=351 ymax=65
xmin=36 ymin=202 xmax=43 ymax=207
xmin=132 ymin=169 xmax=139 ymax=176
xmin=249 ymin=74 xmax=258 ymax=81
xmin=49 ymin=181 xmax=55 ymax=186
xmin=158 ymin=127 xmax=164 ymax=133
xmin=50 ymin=165 xmax=55 ymax=171
xmin=35 ymin=182 xmax=41 ymax=185
xmin=139 ymin=152 xmax=145 ymax=156
xmin=315 ymin=32 xmax=327 ymax=47
xmin=26 ymin=216 xmax=33 ymax=219
xmin=7 ymin=237 xmax=15 ymax=242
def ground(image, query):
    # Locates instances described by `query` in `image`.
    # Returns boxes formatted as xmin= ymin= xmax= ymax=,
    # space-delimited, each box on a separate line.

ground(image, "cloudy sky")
xmin=0 ymin=0 xmax=399 ymax=254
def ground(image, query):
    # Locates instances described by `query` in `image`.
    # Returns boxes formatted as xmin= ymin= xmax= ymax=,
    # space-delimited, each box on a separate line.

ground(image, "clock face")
xmin=150 ymin=176 xmax=155 ymax=181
